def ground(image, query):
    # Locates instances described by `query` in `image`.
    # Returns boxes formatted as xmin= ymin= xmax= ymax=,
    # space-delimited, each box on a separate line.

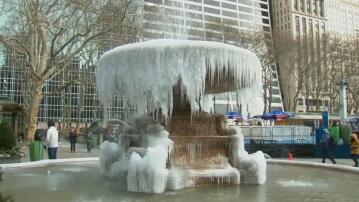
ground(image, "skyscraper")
xmin=271 ymin=0 xmax=359 ymax=113
xmin=142 ymin=0 xmax=284 ymax=114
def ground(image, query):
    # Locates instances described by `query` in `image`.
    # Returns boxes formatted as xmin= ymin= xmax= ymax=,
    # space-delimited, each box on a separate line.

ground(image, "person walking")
xmin=69 ymin=127 xmax=77 ymax=153
xmin=350 ymin=132 xmax=359 ymax=167
xmin=321 ymin=129 xmax=336 ymax=164
xmin=87 ymin=132 xmax=93 ymax=153
xmin=45 ymin=120 xmax=59 ymax=159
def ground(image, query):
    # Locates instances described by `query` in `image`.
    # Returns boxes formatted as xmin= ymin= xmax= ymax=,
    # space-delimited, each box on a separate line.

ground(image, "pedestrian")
xmin=87 ymin=132 xmax=93 ymax=153
xmin=350 ymin=132 xmax=359 ymax=167
xmin=45 ymin=120 xmax=59 ymax=159
xmin=321 ymin=129 xmax=336 ymax=164
xmin=69 ymin=127 xmax=77 ymax=153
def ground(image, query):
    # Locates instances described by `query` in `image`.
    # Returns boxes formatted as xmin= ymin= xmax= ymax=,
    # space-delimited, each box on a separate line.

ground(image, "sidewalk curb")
xmin=1 ymin=157 xmax=99 ymax=171
xmin=268 ymin=159 xmax=359 ymax=174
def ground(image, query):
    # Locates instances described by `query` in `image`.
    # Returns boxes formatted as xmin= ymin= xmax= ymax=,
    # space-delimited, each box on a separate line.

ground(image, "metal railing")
xmin=239 ymin=126 xmax=315 ymax=144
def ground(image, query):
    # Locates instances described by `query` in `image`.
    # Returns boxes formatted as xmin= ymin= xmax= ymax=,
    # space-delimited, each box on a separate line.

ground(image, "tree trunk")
xmin=26 ymin=80 xmax=44 ymax=143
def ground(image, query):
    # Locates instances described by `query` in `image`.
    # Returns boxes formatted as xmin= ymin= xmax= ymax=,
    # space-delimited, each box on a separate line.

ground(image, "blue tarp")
xmin=226 ymin=112 xmax=244 ymax=122
xmin=254 ymin=111 xmax=295 ymax=120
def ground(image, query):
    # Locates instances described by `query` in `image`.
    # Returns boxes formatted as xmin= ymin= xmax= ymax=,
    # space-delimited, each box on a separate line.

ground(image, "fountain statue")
xmin=96 ymin=39 xmax=266 ymax=193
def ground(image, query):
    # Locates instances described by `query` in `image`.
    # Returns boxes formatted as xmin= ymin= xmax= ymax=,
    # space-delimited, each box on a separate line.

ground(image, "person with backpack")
xmin=321 ymin=129 xmax=336 ymax=164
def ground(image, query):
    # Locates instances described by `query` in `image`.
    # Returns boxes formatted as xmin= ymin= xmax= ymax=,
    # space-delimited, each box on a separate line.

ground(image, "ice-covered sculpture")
xmin=97 ymin=39 xmax=267 ymax=193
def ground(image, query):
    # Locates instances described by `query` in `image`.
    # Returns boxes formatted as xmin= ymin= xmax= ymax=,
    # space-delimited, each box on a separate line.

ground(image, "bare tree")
xmin=273 ymin=32 xmax=303 ymax=111
xmin=0 ymin=0 xmax=141 ymax=142
xmin=274 ymin=31 xmax=359 ymax=113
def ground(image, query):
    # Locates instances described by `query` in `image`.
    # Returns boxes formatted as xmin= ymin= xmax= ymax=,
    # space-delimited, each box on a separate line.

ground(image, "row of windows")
xmin=294 ymin=16 xmax=325 ymax=38
xmin=0 ymin=51 xmax=134 ymax=122
xmin=293 ymin=0 xmax=324 ymax=17
xmin=145 ymin=0 xmax=269 ymax=22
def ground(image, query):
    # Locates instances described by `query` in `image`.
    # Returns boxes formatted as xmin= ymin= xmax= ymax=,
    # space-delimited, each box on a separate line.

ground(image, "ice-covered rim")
xmin=100 ymin=39 xmax=256 ymax=57
xmin=2 ymin=158 xmax=359 ymax=174
xmin=97 ymin=39 xmax=264 ymax=118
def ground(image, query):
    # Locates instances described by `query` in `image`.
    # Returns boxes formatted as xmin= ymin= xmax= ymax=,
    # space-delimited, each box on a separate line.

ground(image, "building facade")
xmin=142 ymin=0 xmax=284 ymax=114
xmin=272 ymin=0 xmax=359 ymax=113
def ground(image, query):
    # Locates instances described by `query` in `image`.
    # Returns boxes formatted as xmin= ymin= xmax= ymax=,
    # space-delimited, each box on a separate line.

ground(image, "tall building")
xmin=142 ymin=0 xmax=284 ymax=114
xmin=271 ymin=0 xmax=359 ymax=113
xmin=325 ymin=0 xmax=359 ymax=38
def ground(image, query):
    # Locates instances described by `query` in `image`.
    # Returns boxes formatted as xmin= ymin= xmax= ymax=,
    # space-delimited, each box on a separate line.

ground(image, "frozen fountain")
xmin=96 ymin=39 xmax=266 ymax=193
xmin=2 ymin=40 xmax=359 ymax=200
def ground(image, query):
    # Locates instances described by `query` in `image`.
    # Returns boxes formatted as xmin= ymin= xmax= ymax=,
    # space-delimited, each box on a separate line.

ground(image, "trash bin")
xmin=329 ymin=127 xmax=340 ymax=145
xmin=340 ymin=125 xmax=352 ymax=144
xmin=29 ymin=141 xmax=44 ymax=161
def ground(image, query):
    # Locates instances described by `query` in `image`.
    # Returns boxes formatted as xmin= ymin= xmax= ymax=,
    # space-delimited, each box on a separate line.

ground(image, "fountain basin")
xmin=1 ymin=159 xmax=358 ymax=202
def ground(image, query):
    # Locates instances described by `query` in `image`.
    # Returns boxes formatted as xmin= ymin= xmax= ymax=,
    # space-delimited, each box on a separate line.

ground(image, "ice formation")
xmin=97 ymin=39 xmax=267 ymax=193
xmin=99 ymin=116 xmax=173 ymax=193
xmin=97 ymin=39 xmax=263 ymax=119
xmin=99 ymin=116 xmax=267 ymax=193
xmin=230 ymin=127 xmax=267 ymax=184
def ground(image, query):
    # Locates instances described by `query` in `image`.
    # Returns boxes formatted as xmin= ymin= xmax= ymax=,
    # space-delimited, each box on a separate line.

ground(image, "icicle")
xmin=97 ymin=39 xmax=264 ymax=119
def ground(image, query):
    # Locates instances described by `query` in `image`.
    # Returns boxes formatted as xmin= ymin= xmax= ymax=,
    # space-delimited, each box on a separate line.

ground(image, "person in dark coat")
xmin=321 ymin=129 xmax=336 ymax=164
xmin=87 ymin=132 xmax=93 ymax=153
xmin=69 ymin=127 xmax=77 ymax=153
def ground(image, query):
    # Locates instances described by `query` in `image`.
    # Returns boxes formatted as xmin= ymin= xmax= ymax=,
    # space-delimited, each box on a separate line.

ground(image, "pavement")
xmin=19 ymin=140 xmax=100 ymax=162
xmin=18 ymin=141 xmax=358 ymax=167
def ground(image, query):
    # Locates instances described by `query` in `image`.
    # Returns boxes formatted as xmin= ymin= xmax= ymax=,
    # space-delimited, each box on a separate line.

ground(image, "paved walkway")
xmin=18 ymin=141 xmax=358 ymax=167
xmin=20 ymin=141 xmax=100 ymax=162
xmin=275 ymin=157 xmax=356 ymax=167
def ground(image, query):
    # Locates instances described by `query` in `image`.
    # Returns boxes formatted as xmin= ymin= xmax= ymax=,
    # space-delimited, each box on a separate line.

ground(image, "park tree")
xmin=273 ymin=32 xmax=303 ymax=111
xmin=0 ymin=0 xmax=142 ymax=142
xmin=321 ymin=34 xmax=359 ymax=113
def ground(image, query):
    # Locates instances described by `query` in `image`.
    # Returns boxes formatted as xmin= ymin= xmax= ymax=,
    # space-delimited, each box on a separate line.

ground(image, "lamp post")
xmin=338 ymin=80 xmax=348 ymax=123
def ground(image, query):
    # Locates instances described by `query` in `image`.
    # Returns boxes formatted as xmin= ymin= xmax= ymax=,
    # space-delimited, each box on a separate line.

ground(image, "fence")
xmin=239 ymin=126 xmax=315 ymax=144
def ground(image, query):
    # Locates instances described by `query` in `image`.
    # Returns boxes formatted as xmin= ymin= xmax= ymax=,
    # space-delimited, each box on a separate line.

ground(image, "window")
xmin=239 ymin=13 xmax=254 ymax=21
xmin=300 ymin=0 xmax=304 ymax=12
xmin=186 ymin=4 xmax=203 ymax=11
xmin=271 ymin=97 xmax=282 ymax=103
xmin=204 ymin=0 xmax=220 ymax=7
xmin=309 ymin=19 xmax=313 ymax=38
xmin=222 ymin=2 xmax=237 ymax=10
xmin=302 ymin=17 xmax=307 ymax=37
xmin=306 ymin=0 xmax=310 ymax=13
xmin=298 ymin=99 xmax=304 ymax=106
xmin=238 ymin=5 xmax=252 ymax=13
xmin=204 ymin=7 xmax=220 ymax=15
xmin=239 ymin=0 xmax=252 ymax=6
xmin=223 ymin=10 xmax=237 ymax=18
xmin=261 ymin=11 xmax=269 ymax=17
xmin=295 ymin=16 xmax=300 ymax=34
xmin=312 ymin=0 xmax=317 ymax=14
xmin=294 ymin=0 xmax=298 ymax=11
xmin=315 ymin=20 xmax=319 ymax=39
xmin=319 ymin=0 xmax=324 ymax=17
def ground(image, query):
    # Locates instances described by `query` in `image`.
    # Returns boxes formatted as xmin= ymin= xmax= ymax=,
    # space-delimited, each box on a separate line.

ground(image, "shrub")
xmin=0 ymin=122 xmax=16 ymax=150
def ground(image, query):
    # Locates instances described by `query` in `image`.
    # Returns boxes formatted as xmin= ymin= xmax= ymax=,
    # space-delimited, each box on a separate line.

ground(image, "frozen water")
xmin=100 ymin=116 xmax=266 ymax=193
xmin=99 ymin=116 xmax=173 ymax=193
xmin=230 ymin=127 xmax=267 ymax=184
xmin=97 ymin=39 xmax=267 ymax=193
xmin=97 ymin=39 xmax=263 ymax=119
